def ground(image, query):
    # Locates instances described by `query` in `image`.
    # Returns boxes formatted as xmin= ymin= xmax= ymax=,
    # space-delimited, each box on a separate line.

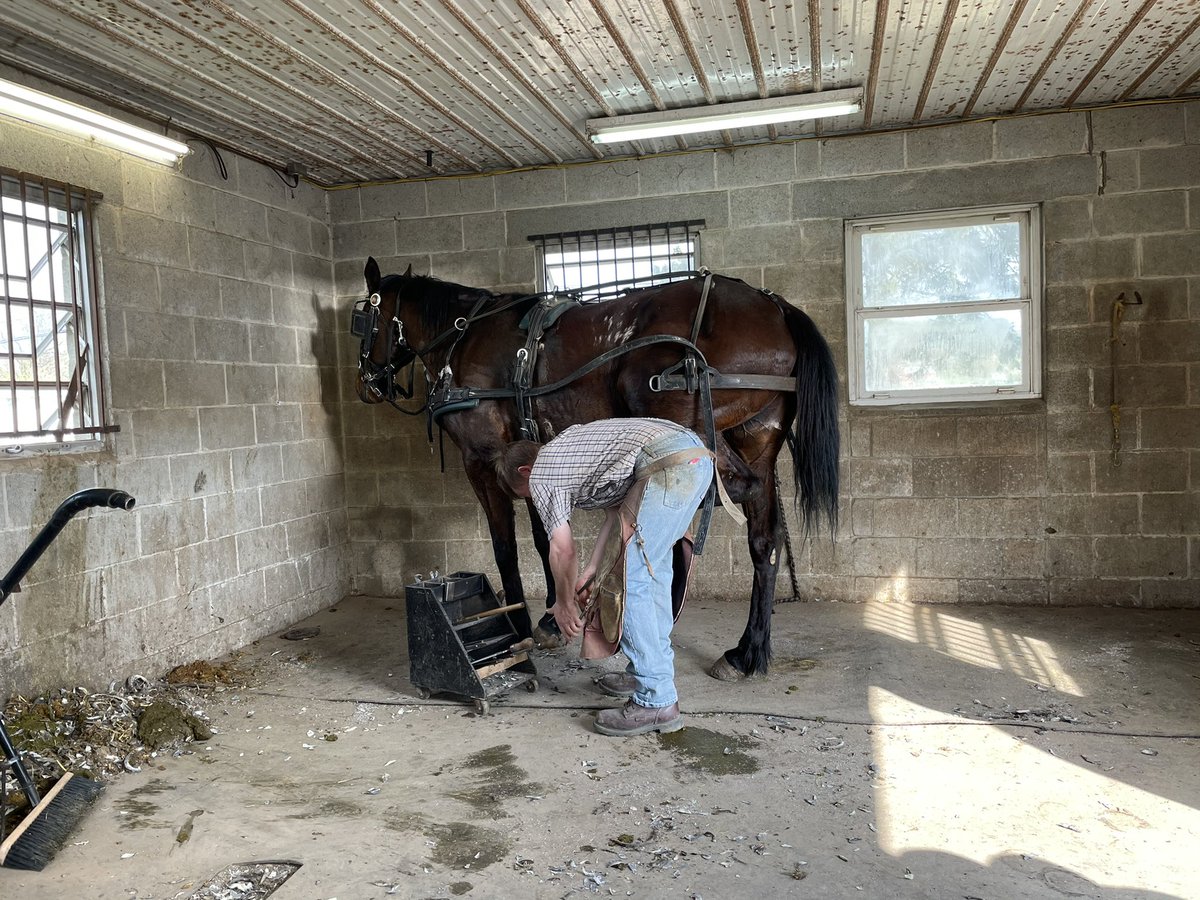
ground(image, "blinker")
xmin=350 ymin=304 xmax=373 ymax=338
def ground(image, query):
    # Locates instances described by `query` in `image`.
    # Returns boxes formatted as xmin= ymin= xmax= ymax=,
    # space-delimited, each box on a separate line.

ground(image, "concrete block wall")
xmin=0 ymin=74 xmax=346 ymax=693
xmin=332 ymin=101 xmax=1199 ymax=611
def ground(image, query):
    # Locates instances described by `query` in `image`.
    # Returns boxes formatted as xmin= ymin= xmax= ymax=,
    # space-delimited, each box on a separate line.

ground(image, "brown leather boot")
xmin=594 ymin=700 xmax=683 ymax=736
xmin=595 ymin=672 xmax=638 ymax=699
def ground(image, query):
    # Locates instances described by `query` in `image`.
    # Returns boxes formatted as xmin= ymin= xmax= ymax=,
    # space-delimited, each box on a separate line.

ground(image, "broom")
xmin=0 ymin=488 xmax=135 ymax=870
xmin=1 ymin=720 xmax=104 ymax=870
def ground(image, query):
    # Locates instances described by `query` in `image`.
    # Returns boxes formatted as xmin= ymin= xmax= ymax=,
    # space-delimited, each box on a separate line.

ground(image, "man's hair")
xmin=492 ymin=440 xmax=541 ymax=497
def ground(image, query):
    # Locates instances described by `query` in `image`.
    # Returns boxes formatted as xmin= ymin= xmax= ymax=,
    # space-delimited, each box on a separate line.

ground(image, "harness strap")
xmin=650 ymin=370 xmax=796 ymax=393
xmin=694 ymin=363 xmax=717 ymax=551
xmin=514 ymin=299 xmax=560 ymax=441
xmin=414 ymin=291 xmax=522 ymax=358
xmin=432 ymin=333 xmax=705 ymax=411
xmin=689 ymin=271 xmax=712 ymax=347
xmin=683 ymin=271 xmax=713 ymax=393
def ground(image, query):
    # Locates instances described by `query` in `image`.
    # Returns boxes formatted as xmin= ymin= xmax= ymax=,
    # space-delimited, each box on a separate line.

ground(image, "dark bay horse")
xmin=353 ymin=257 xmax=838 ymax=680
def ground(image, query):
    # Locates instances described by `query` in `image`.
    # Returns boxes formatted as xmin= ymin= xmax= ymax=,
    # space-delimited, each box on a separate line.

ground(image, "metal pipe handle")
xmin=0 ymin=488 xmax=136 ymax=605
xmin=0 ymin=717 xmax=40 ymax=808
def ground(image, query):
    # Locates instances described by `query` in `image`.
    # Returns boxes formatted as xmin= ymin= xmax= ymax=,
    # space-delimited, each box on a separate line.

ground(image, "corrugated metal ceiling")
xmin=0 ymin=0 xmax=1197 ymax=186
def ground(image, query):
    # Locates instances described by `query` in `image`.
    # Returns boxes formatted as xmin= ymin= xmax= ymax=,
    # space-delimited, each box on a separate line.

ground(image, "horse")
xmin=352 ymin=257 xmax=839 ymax=680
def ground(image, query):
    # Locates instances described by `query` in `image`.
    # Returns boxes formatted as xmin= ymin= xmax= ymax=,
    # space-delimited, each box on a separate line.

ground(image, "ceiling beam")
xmin=913 ymin=0 xmax=961 ymax=121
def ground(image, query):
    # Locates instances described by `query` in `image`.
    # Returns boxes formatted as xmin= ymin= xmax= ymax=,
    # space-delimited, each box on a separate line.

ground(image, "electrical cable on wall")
xmin=186 ymin=138 xmax=228 ymax=180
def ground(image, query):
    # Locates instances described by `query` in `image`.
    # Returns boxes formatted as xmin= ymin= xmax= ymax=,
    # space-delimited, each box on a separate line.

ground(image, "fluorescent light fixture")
xmin=0 ymin=78 xmax=189 ymax=165
xmin=588 ymin=87 xmax=863 ymax=144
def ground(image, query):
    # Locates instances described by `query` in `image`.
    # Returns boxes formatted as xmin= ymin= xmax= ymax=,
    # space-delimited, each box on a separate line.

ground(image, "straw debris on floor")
xmin=1 ymin=658 xmax=248 ymax=830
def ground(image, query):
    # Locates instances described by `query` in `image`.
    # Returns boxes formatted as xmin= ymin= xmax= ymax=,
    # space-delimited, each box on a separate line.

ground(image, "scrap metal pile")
xmin=1 ymin=660 xmax=242 ymax=816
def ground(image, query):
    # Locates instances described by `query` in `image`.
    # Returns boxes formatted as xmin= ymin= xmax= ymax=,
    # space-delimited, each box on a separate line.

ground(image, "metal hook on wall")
xmin=1108 ymin=290 xmax=1143 ymax=467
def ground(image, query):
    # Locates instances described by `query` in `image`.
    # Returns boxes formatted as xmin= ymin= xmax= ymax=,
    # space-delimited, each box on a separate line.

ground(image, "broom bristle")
xmin=0 ymin=773 xmax=104 ymax=871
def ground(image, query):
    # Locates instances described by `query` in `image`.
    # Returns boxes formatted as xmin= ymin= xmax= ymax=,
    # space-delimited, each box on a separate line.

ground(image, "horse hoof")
xmin=533 ymin=625 xmax=566 ymax=650
xmin=708 ymin=656 xmax=748 ymax=682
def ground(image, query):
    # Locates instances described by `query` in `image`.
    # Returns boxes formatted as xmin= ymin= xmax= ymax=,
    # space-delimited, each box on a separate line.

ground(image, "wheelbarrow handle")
xmin=0 ymin=488 xmax=136 ymax=605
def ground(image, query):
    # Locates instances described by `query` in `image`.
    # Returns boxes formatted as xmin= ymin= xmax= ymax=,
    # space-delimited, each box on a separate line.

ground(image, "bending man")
xmin=495 ymin=418 xmax=712 ymax=737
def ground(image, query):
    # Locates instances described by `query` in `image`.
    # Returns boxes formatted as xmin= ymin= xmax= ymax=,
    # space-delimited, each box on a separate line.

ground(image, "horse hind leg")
xmin=709 ymin=422 xmax=786 ymax=680
xmin=714 ymin=431 xmax=761 ymax=505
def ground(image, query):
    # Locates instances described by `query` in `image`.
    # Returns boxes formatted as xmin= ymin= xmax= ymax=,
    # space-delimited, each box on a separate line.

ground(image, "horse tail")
xmin=781 ymin=302 xmax=840 ymax=535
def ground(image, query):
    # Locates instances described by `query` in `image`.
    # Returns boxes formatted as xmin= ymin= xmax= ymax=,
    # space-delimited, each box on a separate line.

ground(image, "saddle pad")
xmin=519 ymin=295 xmax=579 ymax=331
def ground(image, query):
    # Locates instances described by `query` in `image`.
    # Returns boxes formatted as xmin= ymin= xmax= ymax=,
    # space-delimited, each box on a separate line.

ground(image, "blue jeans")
xmin=620 ymin=430 xmax=713 ymax=708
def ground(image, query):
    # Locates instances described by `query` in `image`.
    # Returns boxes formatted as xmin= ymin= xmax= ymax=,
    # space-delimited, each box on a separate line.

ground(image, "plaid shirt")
xmin=530 ymin=418 xmax=688 ymax=533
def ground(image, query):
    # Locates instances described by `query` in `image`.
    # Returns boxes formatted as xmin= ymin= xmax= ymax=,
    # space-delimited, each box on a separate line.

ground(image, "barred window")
xmin=0 ymin=169 xmax=111 ymax=449
xmin=529 ymin=220 xmax=702 ymax=299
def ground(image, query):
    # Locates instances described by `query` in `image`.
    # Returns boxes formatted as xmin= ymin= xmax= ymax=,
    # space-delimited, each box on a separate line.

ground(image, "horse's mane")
xmin=378 ymin=271 xmax=454 ymax=298
xmin=383 ymin=271 xmax=538 ymax=339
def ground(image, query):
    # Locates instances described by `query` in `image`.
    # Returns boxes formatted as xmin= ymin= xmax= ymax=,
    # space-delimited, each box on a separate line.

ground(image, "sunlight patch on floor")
xmin=862 ymin=600 xmax=1082 ymax=695
xmin=868 ymin=685 xmax=1198 ymax=897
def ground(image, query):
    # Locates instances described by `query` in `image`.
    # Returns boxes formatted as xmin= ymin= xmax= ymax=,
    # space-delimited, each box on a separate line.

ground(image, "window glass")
xmin=0 ymin=169 xmax=110 ymax=448
xmin=863 ymin=308 xmax=1024 ymax=392
xmin=861 ymin=220 xmax=1022 ymax=307
xmin=846 ymin=205 xmax=1041 ymax=405
xmin=531 ymin=221 xmax=701 ymax=299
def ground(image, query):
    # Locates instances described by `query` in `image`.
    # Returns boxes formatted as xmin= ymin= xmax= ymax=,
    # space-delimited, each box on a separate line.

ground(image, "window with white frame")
xmin=529 ymin=220 xmax=701 ymax=299
xmin=0 ymin=169 xmax=111 ymax=449
xmin=845 ymin=204 xmax=1042 ymax=405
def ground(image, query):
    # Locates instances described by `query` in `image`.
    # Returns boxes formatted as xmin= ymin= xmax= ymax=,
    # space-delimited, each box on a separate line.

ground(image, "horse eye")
xmin=369 ymin=292 xmax=382 ymax=308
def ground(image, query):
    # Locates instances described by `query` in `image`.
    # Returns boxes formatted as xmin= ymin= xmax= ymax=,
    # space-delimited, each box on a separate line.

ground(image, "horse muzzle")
xmin=355 ymin=374 xmax=385 ymax=404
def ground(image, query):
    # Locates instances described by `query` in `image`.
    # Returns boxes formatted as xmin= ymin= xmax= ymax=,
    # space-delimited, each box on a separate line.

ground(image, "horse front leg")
xmin=709 ymin=471 xmax=779 ymax=681
xmin=465 ymin=463 xmax=532 ymax=640
xmin=525 ymin=499 xmax=566 ymax=648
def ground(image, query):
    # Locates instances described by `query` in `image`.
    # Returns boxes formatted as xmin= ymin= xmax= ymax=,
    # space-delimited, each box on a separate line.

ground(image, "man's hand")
xmin=574 ymin=570 xmax=597 ymax=607
xmin=551 ymin=596 xmax=583 ymax=641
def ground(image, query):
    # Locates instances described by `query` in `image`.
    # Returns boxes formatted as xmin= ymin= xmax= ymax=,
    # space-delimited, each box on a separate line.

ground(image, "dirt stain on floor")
xmin=286 ymin=799 xmax=363 ymax=820
xmin=658 ymin=726 xmax=760 ymax=776
xmin=379 ymin=745 xmax=530 ymax=872
xmin=382 ymin=808 xmax=510 ymax=873
xmin=774 ymin=657 xmax=820 ymax=674
xmin=427 ymin=820 xmax=510 ymax=870
xmin=114 ymin=798 xmax=169 ymax=830
xmin=127 ymin=777 xmax=176 ymax=797
xmin=448 ymin=743 xmax=545 ymax=818
xmin=115 ymin=778 xmax=176 ymax=830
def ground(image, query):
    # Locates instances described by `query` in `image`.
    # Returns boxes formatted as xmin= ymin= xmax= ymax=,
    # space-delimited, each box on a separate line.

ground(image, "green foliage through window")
xmin=847 ymin=206 xmax=1040 ymax=405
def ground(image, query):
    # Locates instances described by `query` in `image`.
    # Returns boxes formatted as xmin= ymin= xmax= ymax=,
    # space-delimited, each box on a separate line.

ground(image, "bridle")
xmin=350 ymin=283 xmax=497 ymax=412
xmin=350 ymin=289 xmax=420 ymax=409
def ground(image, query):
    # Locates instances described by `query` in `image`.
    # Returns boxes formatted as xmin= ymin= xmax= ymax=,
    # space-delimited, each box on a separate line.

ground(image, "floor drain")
xmin=186 ymin=860 xmax=302 ymax=899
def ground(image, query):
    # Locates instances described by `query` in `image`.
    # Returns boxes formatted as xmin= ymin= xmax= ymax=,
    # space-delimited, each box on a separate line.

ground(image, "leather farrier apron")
xmin=579 ymin=446 xmax=709 ymax=660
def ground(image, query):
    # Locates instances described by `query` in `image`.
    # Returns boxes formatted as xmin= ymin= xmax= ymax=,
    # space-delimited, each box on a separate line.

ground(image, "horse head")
xmin=352 ymin=257 xmax=419 ymax=404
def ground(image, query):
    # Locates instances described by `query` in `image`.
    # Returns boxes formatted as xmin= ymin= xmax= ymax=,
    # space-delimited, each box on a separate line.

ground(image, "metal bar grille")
xmin=529 ymin=220 xmax=703 ymax=299
xmin=0 ymin=167 xmax=112 ymax=447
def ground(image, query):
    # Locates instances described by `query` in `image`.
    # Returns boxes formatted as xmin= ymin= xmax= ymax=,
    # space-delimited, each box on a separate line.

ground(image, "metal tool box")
xmin=404 ymin=571 xmax=537 ymax=714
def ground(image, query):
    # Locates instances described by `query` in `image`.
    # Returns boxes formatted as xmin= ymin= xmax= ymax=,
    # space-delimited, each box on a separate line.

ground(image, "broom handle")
xmin=0 ymin=717 xmax=40 ymax=807
xmin=0 ymin=489 xmax=135 ymax=606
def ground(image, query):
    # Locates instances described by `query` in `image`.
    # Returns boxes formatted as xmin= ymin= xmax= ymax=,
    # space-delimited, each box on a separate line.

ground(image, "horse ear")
xmin=403 ymin=263 xmax=413 ymax=278
xmin=364 ymin=257 xmax=381 ymax=292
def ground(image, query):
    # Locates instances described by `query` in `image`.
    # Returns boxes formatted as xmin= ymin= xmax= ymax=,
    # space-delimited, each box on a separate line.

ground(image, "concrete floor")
xmin=4 ymin=596 xmax=1199 ymax=899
